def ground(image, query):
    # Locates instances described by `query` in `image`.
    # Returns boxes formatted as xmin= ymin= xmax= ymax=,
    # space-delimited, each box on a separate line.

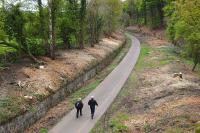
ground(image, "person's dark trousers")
xmin=76 ymin=108 xmax=82 ymax=118
xmin=90 ymin=107 xmax=95 ymax=119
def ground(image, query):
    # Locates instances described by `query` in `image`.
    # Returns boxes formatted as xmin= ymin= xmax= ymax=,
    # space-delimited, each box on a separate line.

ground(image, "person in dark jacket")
xmin=75 ymin=98 xmax=84 ymax=118
xmin=88 ymin=96 xmax=98 ymax=119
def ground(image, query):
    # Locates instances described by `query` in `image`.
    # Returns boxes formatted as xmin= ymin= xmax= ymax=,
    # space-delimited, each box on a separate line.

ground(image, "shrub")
xmin=27 ymin=38 xmax=45 ymax=56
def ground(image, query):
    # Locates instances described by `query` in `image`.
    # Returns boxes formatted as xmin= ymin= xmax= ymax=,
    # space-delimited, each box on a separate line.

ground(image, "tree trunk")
xmin=48 ymin=0 xmax=55 ymax=59
xmin=94 ymin=16 xmax=98 ymax=44
xmin=89 ymin=18 xmax=94 ymax=47
xmin=38 ymin=0 xmax=49 ymax=55
xmin=136 ymin=9 xmax=139 ymax=23
xmin=79 ymin=0 xmax=86 ymax=49
xmin=143 ymin=0 xmax=147 ymax=25
xmin=38 ymin=0 xmax=45 ymax=37
xmin=150 ymin=7 xmax=154 ymax=27
xmin=79 ymin=26 xmax=84 ymax=49
xmin=157 ymin=1 xmax=164 ymax=26
xmin=192 ymin=62 xmax=198 ymax=71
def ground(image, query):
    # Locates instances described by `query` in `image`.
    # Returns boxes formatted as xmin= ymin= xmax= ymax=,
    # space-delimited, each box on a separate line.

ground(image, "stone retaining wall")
xmin=0 ymin=40 xmax=125 ymax=133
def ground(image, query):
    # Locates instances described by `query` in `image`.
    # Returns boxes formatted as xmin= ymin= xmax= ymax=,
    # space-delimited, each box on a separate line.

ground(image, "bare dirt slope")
xmin=126 ymin=65 xmax=200 ymax=132
xmin=0 ymin=32 xmax=124 ymax=100
xmin=126 ymin=31 xmax=200 ymax=132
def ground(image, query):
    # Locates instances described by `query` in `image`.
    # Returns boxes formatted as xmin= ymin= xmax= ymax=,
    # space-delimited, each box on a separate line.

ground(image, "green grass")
xmin=110 ymin=113 xmax=129 ymax=133
xmin=183 ymin=59 xmax=200 ymax=75
xmin=195 ymin=122 xmax=200 ymax=133
xmin=157 ymin=47 xmax=177 ymax=66
xmin=39 ymin=128 xmax=48 ymax=133
xmin=135 ymin=43 xmax=152 ymax=70
xmin=143 ymin=123 xmax=152 ymax=132
xmin=157 ymin=45 xmax=200 ymax=74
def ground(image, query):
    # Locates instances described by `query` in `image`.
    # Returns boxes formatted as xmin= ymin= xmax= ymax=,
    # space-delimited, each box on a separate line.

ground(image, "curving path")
xmin=49 ymin=34 xmax=140 ymax=133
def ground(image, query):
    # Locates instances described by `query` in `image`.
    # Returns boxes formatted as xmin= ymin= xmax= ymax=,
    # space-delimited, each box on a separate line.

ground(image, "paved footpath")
xmin=49 ymin=34 xmax=140 ymax=133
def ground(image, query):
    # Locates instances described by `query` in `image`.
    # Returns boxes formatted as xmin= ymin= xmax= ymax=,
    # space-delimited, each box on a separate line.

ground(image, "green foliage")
xmin=164 ymin=1 xmax=176 ymax=41
xmin=39 ymin=128 xmax=48 ymax=133
xmin=57 ymin=0 xmax=80 ymax=48
xmin=103 ymin=0 xmax=122 ymax=36
xmin=69 ymin=34 xmax=77 ymax=46
xmin=135 ymin=43 xmax=151 ymax=70
xmin=26 ymin=38 xmax=45 ymax=56
xmin=166 ymin=0 xmax=200 ymax=71
xmin=195 ymin=122 xmax=200 ymax=133
xmin=137 ymin=0 xmax=199 ymax=71
xmin=87 ymin=0 xmax=103 ymax=46
xmin=110 ymin=113 xmax=129 ymax=133
xmin=120 ymin=12 xmax=131 ymax=27
xmin=143 ymin=123 xmax=152 ymax=132
xmin=123 ymin=0 xmax=165 ymax=28
xmin=4 ymin=4 xmax=26 ymax=49
xmin=0 ymin=45 xmax=16 ymax=55
xmin=24 ymin=12 xmax=40 ymax=38
xmin=0 ymin=0 xmax=123 ymax=61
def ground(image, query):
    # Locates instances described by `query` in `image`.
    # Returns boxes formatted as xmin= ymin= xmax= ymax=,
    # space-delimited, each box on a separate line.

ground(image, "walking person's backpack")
xmin=75 ymin=101 xmax=80 ymax=109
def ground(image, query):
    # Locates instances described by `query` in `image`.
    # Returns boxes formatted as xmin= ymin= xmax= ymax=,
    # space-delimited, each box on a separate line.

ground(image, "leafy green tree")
xmin=0 ymin=0 xmax=124 ymax=63
xmin=164 ymin=0 xmax=176 ymax=43
xmin=58 ymin=0 xmax=79 ymax=49
xmin=120 ymin=12 xmax=130 ymax=28
xmin=123 ymin=0 xmax=165 ymax=28
xmin=2 ymin=3 xmax=42 ymax=62
xmin=79 ymin=0 xmax=87 ymax=49
xmin=187 ymin=34 xmax=200 ymax=71
xmin=124 ymin=0 xmax=137 ymax=21
xmin=87 ymin=0 xmax=103 ymax=47
xmin=103 ymin=0 xmax=122 ymax=36
xmin=174 ymin=0 xmax=200 ymax=71
xmin=0 ymin=1 xmax=6 ymax=43
xmin=47 ymin=0 xmax=60 ymax=59
xmin=4 ymin=4 xmax=27 ymax=54
xmin=37 ymin=0 xmax=49 ymax=54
